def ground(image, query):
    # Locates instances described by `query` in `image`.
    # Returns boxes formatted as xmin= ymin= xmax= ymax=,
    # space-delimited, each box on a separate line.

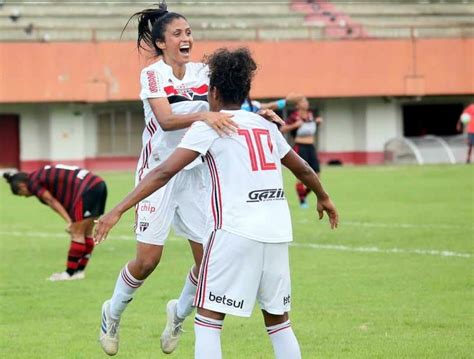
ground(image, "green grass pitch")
xmin=1 ymin=165 xmax=473 ymax=358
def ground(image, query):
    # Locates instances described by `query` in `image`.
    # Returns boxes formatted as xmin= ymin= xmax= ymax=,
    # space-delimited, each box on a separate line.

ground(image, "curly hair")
xmin=207 ymin=47 xmax=257 ymax=106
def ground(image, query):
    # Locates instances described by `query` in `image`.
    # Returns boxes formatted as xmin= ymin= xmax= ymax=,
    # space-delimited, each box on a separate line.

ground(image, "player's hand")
xmin=93 ymin=210 xmax=122 ymax=245
xmin=203 ymin=112 xmax=238 ymax=136
xmin=316 ymin=196 xmax=339 ymax=229
xmin=258 ymin=109 xmax=285 ymax=126
xmin=65 ymin=222 xmax=72 ymax=233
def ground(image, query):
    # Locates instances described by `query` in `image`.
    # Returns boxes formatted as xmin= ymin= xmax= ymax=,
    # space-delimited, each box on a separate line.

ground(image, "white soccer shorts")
xmin=135 ymin=164 xmax=210 ymax=245
xmin=194 ymin=230 xmax=292 ymax=317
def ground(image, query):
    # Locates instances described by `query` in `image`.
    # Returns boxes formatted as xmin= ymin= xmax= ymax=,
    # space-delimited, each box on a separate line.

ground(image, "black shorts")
xmin=294 ymin=143 xmax=320 ymax=173
xmin=468 ymin=133 xmax=474 ymax=146
xmin=72 ymin=181 xmax=107 ymax=222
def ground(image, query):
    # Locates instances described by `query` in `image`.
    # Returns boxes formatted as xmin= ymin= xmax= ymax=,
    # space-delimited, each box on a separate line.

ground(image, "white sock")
xmin=194 ymin=314 xmax=223 ymax=359
xmin=109 ymin=264 xmax=144 ymax=320
xmin=176 ymin=267 xmax=198 ymax=320
xmin=267 ymin=320 xmax=301 ymax=359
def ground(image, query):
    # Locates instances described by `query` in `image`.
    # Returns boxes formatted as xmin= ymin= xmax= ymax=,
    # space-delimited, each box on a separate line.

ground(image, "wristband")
xmin=276 ymin=99 xmax=286 ymax=110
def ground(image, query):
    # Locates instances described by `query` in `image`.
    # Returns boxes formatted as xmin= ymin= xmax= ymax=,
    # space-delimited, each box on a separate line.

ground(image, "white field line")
xmin=290 ymin=243 xmax=472 ymax=259
xmin=0 ymin=230 xmax=471 ymax=259
xmin=295 ymin=218 xmax=472 ymax=231
xmin=0 ymin=230 xmax=136 ymax=242
xmin=343 ymin=221 xmax=472 ymax=230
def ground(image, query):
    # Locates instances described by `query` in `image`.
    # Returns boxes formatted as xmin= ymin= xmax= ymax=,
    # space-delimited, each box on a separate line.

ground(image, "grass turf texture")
xmin=0 ymin=165 xmax=472 ymax=358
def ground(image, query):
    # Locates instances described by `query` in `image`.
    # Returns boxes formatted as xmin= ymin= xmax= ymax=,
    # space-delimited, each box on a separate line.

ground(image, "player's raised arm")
xmin=281 ymin=150 xmax=339 ymax=229
xmin=94 ymin=148 xmax=200 ymax=244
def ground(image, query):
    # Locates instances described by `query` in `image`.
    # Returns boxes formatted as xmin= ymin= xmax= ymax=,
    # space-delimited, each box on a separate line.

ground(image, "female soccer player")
xmin=98 ymin=2 xmax=237 ymax=356
xmin=3 ymin=164 xmax=107 ymax=281
xmin=94 ymin=47 xmax=339 ymax=359
xmin=281 ymin=96 xmax=323 ymax=208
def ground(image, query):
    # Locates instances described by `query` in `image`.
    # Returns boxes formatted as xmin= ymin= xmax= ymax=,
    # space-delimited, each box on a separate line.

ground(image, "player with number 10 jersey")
xmin=179 ymin=110 xmax=292 ymax=244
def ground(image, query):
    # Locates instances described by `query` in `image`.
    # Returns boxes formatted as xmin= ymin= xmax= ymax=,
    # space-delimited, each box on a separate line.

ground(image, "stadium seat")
xmin=0 ymin=0 xmax=473 ymax=41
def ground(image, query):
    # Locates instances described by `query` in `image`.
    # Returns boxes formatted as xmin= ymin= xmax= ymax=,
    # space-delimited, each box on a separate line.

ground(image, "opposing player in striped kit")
xmin=3 ymin=164 xmax=107 ymax=281
xmin=97 ymin=2 xmax=237 ymax=356
xmin=94 ymin=47 xmax=339 ymax=359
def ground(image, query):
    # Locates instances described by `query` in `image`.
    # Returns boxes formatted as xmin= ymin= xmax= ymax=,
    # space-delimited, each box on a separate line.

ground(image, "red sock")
xmin=66 ymin=241 xmax=86 ymax=275
xmin=295 ymin=182 xmax=308 ymax=203
xmin=77 ymin=236 xmax=95 ymax=271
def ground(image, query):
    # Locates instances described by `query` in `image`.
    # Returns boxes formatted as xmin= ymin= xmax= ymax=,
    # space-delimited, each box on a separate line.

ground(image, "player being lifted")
xmin=94 ymin=47 xmax=339 ymax=359
xmin=3 ymin=164 xmax=107 ymax=281
xmin=97 ymin=1 xmax=236 ymax=356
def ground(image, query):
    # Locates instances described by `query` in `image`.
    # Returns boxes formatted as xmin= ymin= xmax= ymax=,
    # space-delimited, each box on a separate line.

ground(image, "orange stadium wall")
xmin=1 ymin=38 xmax=473 ymax=102
xmin=0 ymin=38 xmax=473 ymax=169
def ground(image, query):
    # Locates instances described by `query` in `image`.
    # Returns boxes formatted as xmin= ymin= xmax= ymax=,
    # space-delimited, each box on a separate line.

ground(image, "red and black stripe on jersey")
xmin=27 ymin=165 xmax=103 ymax=218
xmin=164 ymin=84 xmax=208 ymax=104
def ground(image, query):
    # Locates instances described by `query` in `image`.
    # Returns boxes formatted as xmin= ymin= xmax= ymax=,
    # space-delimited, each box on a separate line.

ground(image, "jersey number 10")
xmin=238 ymin=129 xmax=276 ymax=171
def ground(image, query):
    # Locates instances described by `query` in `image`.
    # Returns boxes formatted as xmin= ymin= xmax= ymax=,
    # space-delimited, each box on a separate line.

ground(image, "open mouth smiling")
xmin=179 ymin=44 xmax=190 ymax=55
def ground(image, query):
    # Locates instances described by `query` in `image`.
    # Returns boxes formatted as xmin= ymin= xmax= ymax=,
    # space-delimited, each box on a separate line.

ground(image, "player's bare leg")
xmin=100 ymin=243 xmax=163 ymax=356
xmin=127 ymin=242 xmax=164 ymax=279
xmin=161 ymin=240 xmax=203 ymax=354
xmin=194 ymin=307 xmax=225 ymax=359
xmin=48 ymin=219 xmax=94 ymax=281
xmin=262 ymin=310 xmax=301 ymax=359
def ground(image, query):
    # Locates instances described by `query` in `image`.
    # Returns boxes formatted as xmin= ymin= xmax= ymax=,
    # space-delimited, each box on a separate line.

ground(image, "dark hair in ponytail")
xmin=207 ymin=47 xmax=257 ymax=106
xmin=3 ymin=172 xmax=28 ymax=195
xmin=124 ymin=1 xmax=187 ymax=56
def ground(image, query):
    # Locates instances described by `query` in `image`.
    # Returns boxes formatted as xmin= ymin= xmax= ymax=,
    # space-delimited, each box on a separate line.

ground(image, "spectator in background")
xmin=456 ymin=103 xmax=474 ymax=163
xmin=241 ymin=93 xmax=303 ymax=113
xmin=280 ymin=97 xmax=322 ymax=208
xmin=3 ymin=164 xmax=107 ymax=281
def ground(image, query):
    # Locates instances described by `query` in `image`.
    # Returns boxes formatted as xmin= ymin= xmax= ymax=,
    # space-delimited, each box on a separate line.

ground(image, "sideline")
xmin=1 ymin=230 xmax=471 ymax=259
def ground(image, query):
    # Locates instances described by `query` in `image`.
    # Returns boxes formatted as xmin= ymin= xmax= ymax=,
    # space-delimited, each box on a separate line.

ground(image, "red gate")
xmin=0 ymin=114 xmax=20 ymax=169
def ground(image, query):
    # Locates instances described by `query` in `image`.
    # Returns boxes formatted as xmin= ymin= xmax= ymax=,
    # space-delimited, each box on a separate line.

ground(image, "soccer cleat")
xmin=160 ymin=299 xmax=184 ymax=354
xmin=300 ymin=200 xmax=309 ymax=209
xmin=71 ymin=270 xmax=85 ymax=280
xmin=47 ymin=271 xmax=81 ymax=281
xmin=100 ymin=300 xmax=120 ymax=356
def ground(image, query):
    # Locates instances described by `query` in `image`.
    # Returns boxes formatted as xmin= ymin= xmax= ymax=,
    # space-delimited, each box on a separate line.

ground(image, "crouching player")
xmin=3 ymin=165 xmax=107 ymax=281
xmin=94 ymin=47 xmax=338 ymax=358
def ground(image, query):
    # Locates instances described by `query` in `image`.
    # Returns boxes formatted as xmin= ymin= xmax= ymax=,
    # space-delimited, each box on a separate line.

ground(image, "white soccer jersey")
xmin=178 ymin=110 xmax=293 ymax=243
xmin=137 ymin=60 xmax=209 ymax=180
